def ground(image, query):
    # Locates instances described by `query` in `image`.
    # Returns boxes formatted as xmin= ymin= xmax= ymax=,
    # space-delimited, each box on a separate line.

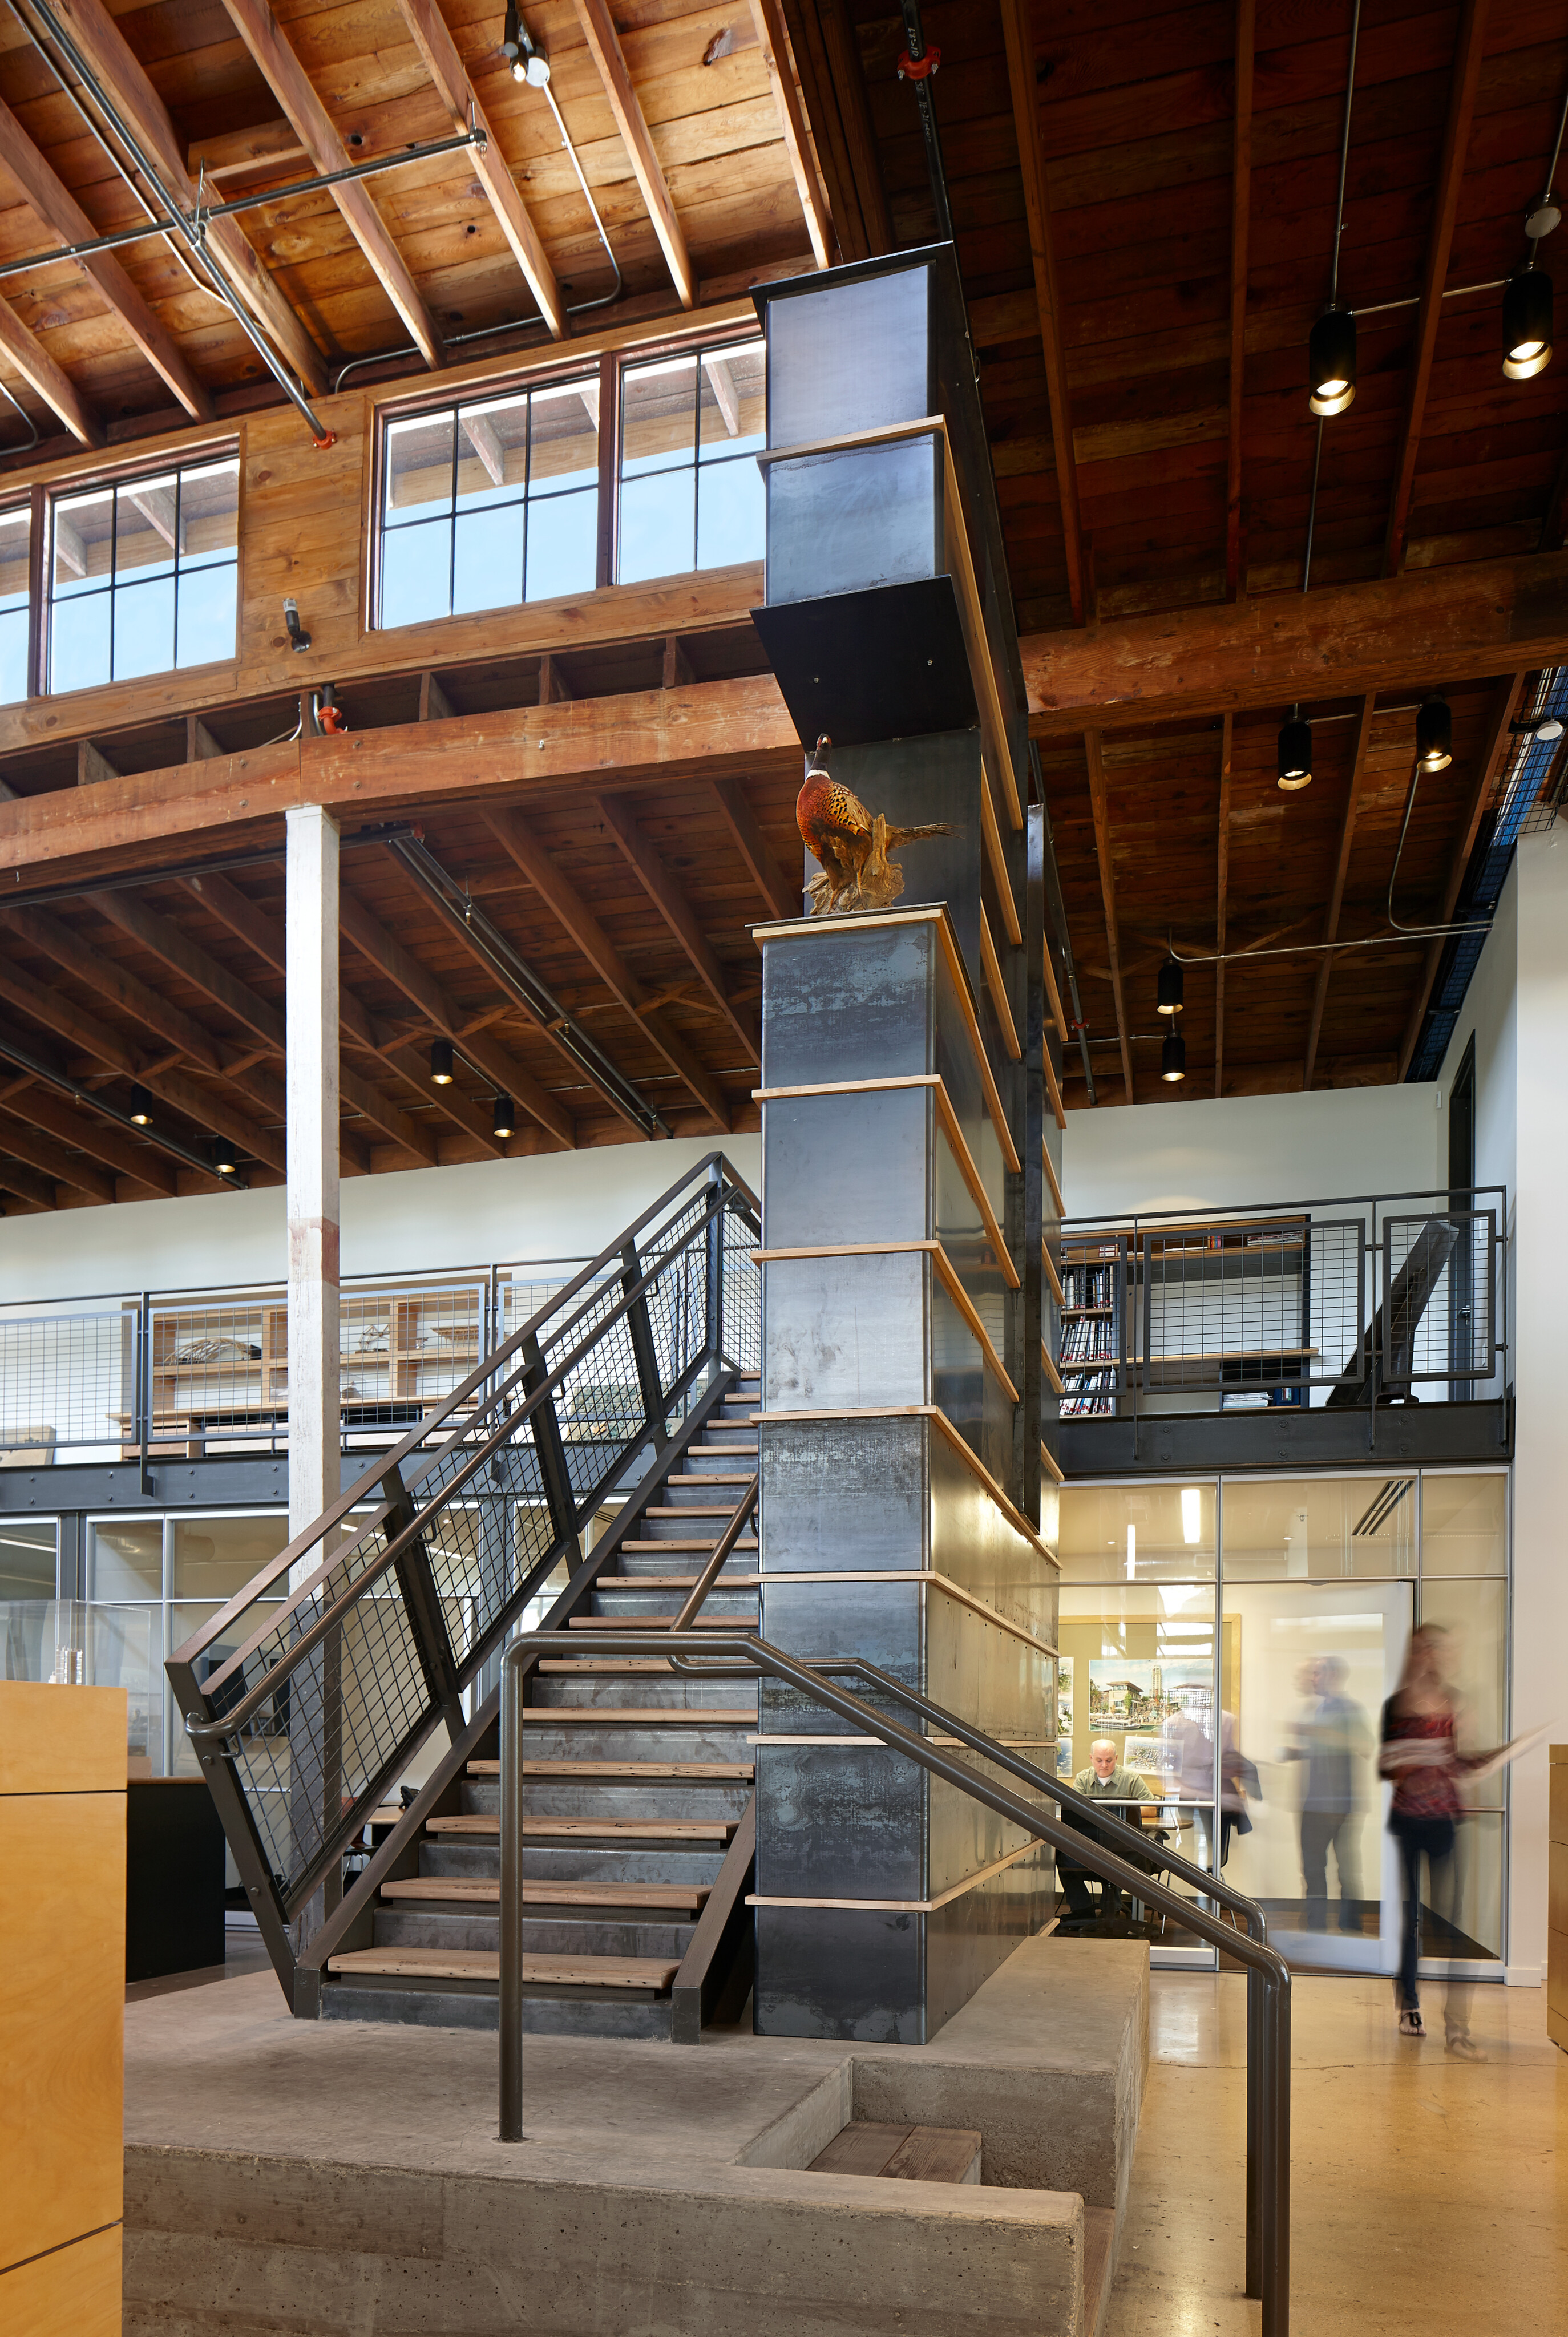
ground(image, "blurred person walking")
xmin=1283 ymin=1655 xmax=1371 ymax=1932
xmin=1380 ymin=1623 xmax=1490 ymax=2057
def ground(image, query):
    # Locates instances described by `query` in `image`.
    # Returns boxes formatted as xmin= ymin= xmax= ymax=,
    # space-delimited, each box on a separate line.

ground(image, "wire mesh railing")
xmin=1055 ymin=1185 xmax=1505 ymax=1420
xmin=170 ymin=1154 xmax=761 ymax=1987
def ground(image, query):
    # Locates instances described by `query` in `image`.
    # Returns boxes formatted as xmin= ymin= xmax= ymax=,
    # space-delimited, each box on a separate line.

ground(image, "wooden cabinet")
xmin=0 ymin=1682 xmax=125 ymax=2334
xmin=1551 ymin=1744 xmax=1567 ymax=2052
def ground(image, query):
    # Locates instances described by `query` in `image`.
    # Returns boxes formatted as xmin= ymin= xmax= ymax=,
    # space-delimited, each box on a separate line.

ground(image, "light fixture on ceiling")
xmin=1156 ymin=958 xmax=1185 ymax=1015
xmin=1161 ymin=1029 xmax=1186 ymax=1083
xmin=1503 ymin=263 xmax=1553 ymax=378
xmin=1278 ymin=705 xmax=1313 ymax=790
xmin=1513 ymin=711 xmax=1565 ymax=743
xmin=1526 ymin=189 xmax=1562 ymax=240
xmin=430 ymin=1038 xmax=455 ymax=1085
xmin=501 ymin=1 xmax=551 ymax=84
xmin=128 ymin=1084 xmax=153 ymax=1126
xmin=1416 ymin=697 xmax=1453 ymax=771
xmin=209 ymin=1134 xmax=239 ymax=1177
xmin=492 ymin=1093 xmax=515 ymax=1138
xmin=1308 ymin=305 xmax=1357 ymax=415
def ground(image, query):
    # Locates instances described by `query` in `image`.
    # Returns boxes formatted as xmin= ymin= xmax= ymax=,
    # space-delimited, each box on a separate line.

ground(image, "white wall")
xmin=1062 ymin=1081 xmax=1441 ymax=1220
xmin=0 ymin=1136 xmax=761 ymax=1303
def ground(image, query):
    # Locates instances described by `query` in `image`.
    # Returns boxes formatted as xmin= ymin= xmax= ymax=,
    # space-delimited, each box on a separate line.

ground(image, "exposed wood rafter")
xmin=1383 ymin=0 xmax=1489 ymax=576
xmin=393 ymin=0 xmax=566 ymax=337
xmin=219 ymin=0 xmax=443 ymax=369
xmin=1225 ymin=0 xmax=1254 ymax=601
xmin=1302 ymin=694 xmax=1376 ymax=1090
xmin=596 ymin=793 xmax=759 ymax=1063
xmin=709 ymin=776 xmax=798 ymax=920
xmin=747 ymin=0 xmax=831 ymax=269
xmin=1214 ymin=713 xmax=1231 ymax=1099
xmin=1083 ymin=729 xmax=1132 ymax=1104
xmin=1000 ymin=0 xmax=1086 ymax=628
xmin=570 ymin=0 xmax=694 ymax=309
xmin=1397 ymin=672 xmax=1526 ymax=1078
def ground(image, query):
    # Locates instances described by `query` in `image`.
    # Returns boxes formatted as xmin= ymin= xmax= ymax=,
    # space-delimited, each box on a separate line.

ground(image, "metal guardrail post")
xmin=137 ymin=1289 xmax=152 ymax=1495
xmin=621 ymin=1239 xmax=669 ymax=1449
xmin=519 ymin=1330 xmax=581 ymax=1555
xmin=379 ymin=1459 xmax=467 ymax=1742
xmin=706 ymin=1161 xmax=725 ymax=1364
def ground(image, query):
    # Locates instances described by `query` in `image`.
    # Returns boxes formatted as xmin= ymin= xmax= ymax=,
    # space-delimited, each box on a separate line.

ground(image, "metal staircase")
xmin=169 ymin=1157 xmax=762 ymax=2031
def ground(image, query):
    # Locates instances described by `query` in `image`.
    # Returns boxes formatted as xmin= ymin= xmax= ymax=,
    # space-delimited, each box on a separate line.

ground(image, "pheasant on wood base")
xmin=795 ymin=734 xmax=956 ymax=916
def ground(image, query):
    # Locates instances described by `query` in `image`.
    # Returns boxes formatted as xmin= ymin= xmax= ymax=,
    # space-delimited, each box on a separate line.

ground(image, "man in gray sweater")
xmin=1057 ymin=1738 xmax=1158 ymax=1921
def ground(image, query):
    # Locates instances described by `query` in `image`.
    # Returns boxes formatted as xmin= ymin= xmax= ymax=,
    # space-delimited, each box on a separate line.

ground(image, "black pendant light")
xmin=1503 ymin=265 xmax=1553 ymax=380
xmin=430 ymin=1037 xmax=455 ymax=1086
xmin=492 ymin=1093 xmax=515 ymax=1138
xmin=1278 ymin=705 xmax=1313 ymax=790
xmin=1157 ymin=958 xmax=1185 ymax=1016
xmin=128 ymin=1083 xmax=154 ymax=1126
xmin=1161 ymin=1029 xmax=1187 ymax=1084
xmin=1308 ymin=306 xmax=1357 ymax=416
xmin=210 ymin=1134 xmax=239 ymax=1177
xmin=1416 ymin=697 xmax=1452 ymax=771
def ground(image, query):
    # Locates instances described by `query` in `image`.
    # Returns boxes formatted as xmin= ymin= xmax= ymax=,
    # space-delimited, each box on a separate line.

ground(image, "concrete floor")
xmin=1105 ymin=1970 xmax=1566 ymax=2336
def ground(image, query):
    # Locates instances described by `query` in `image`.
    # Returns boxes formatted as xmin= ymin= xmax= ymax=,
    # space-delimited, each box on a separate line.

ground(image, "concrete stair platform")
xmin=125 ymin=1935 xmax=1147 ymax=2337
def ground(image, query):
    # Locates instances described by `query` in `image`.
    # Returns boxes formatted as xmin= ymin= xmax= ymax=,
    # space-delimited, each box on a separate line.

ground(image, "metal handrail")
xmin=670 ymin=1474 xmax=759 ymax=1631
xmin=499 ymin=1629 xmax=1292 ymax=2337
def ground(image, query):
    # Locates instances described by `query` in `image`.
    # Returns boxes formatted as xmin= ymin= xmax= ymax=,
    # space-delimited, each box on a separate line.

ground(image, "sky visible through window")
xmin=48 ymin=458 xmax=239 ymax=694
xmin=0 ymin=506 xmax=27 ymax=704
xmin=617 ymin=339 xmax=765 ymax=583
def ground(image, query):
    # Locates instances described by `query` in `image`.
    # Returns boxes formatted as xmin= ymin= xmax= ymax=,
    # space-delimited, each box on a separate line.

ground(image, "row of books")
xmin=1061 ymin=1317 xmax=1118 ymax=1362
xmin=1061 ymin=1263 xmax=1116 ymax=1309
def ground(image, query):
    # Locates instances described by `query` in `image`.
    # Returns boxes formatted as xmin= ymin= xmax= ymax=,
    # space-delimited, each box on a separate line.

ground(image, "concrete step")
xmin=317 ymin=1983 xmax=673 ymax=2038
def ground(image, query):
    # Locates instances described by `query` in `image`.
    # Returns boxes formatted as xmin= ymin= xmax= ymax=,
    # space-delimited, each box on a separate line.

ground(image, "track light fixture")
xmin=209 ymin=1135 xmax=239 ymax=1177
xmin=1161 ymin=1029 xmax=1187 ymax=1084
xmin=501 ymin=1 xmax=551 ymax=84
xmin=1416 ymin=697 xmax=1453 ymax=772
xmin=1156 ymin=958 xmax=1185 ymax=1016
xmin=1503 ymin=264 xmax=1553 ymax=379
xmin=1308 ymin=306 xmax=1357 ymax=415
xmin=1278 ymin=705 xmax=1313 ymax=790
xmin=430 ymin=1038 xmax=455 ymax=1085
xmin=128 ymin=1084 xmax=153 ymax=1126
xmin=1513 ymin=712 xmax=1565 ymax=743
xmin=492 ymin=1093 xmax=515 ymax=1139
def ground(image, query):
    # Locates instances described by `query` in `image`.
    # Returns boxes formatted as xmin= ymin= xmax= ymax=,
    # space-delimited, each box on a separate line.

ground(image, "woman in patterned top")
xmin=1380 ymin=1623 xmax=1492 ymax=2057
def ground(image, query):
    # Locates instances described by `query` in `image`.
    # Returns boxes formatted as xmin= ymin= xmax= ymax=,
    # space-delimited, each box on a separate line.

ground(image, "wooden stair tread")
xmin=809 ymin=2123 xmax=983 ymax=2184
xmin=381 ymin=1879 xmax=712 ymax=1909
xmin=593 ymin=1575 xmax=762 ymax=1589
xmin=644 ymin=1504 xmax=746 ymax=1516
xmin=569 ymin=1614 xmax=757 ymax=1628
xmin=427 ymin=1814 xmax=735 ymax=1839
xmin=467 ymin=1759 xmax=753 ymax=1779
xmin=515 ymin=1707 xmax=756 ymax=1725
xmin=326 ymin=1947 xmax=678 ymax=1991
xmin=623 ymin=1539 xmax=758 ymax=1552
xmin=667 ymin=1471 xmax=757 ymax=1483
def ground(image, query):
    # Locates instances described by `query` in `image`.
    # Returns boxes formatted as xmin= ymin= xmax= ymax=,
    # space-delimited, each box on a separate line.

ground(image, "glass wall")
xmin=1054 ymin=1467 xmax=1509 ymax=1972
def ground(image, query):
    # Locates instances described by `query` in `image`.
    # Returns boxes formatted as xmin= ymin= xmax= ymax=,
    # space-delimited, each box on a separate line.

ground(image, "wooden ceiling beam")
xmin=1225 ymin=0 xmax=1254 ymax=603
xmin=709 ymin=776 xmax=798 ymax=921
xmin=219 ymin=0 xmax=443 ymax=369
xmin=480 ymin=807 xmax=729 ymax=1133
xmin=0 ymin=92 xmax=212 ymax=421
xmin=1021 ymin=549 xmax=1568 ymax=737
xmin=1083 ymin=729 xmax=1133 ymax=1105
xmin=1302 ymin=694 xmax=1376 ymax=1090
xmin=393 ymin=0 xmax=565 ymax=337
xmin=19 ymin=1081 xmax=176 ymax=1194
xmin=775 ymin=0 xmax=865 ymax=258
xmin=805 ymin=0 xmax=888 ymax=253
xmin=0 ymin=1103 xmax=114 ymax=1202
xmin=0 ymin=1151 xmax=56 ymax=1211
xmin=747 ymin=0 xmax=831 ymax=270
xmin=338 ymin=884 xmax=573 ymax=1150
xmin=0 ymin=280 xmax=103 ymax=446
xmin=1383 ymin=0 xmax=1489 ymax=576
xmin=49 ymin=0 xmax=328 ymax=396
xmin=0 ymin=944 xmax=285 ymax=1175
xmin=1397 ymin=672 xmax=1526 ymax=1079
xmin=570 ymin=0 xmax=694 ymax=309
xmin=1000 ymin=0 xmax=1087 ymax=629
xmin=595 ymin=793 xmax=759 ymax=1062
xmin=1214 ymin=713 xmax=1231 ymax=1099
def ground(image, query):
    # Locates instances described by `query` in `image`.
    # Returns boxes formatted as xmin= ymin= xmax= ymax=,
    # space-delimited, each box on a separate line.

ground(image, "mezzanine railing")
xmin=169 ymin=1155 xmax=760 ymax=1991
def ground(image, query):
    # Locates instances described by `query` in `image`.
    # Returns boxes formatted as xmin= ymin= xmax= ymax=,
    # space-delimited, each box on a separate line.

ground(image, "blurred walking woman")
xmin=1380 ymin=1623 xmax=1488 ymax=2059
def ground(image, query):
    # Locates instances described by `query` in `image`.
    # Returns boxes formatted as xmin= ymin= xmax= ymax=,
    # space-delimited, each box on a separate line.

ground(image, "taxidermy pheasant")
xmin=795 ymin=735 xmax=955 ymax=916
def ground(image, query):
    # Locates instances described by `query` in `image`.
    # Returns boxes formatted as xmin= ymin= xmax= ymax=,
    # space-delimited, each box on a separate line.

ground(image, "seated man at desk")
xmin=1057 ymin=1738 xmax=1160 ymax=1922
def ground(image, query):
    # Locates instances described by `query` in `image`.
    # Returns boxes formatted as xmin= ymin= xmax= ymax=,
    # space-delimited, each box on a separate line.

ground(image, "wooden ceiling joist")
xmin=709 ymin=777 xmax=798 ymax=921
xmin=999 ymin=0 xmax=1086 ymax=629
xmin=1382 ymin=0 xmax=1490 ymax=577
xmin=338 ymin=884 xmax=573 ymax=1151
xmin=0 ymin=1105 xmax=114 ymax=1203
xmin=570 ymin=0 xmax=694 ymax=310
xmin=219 ymin=0 xmax=443 ymax=370
xmin=392 ymin=0 xmax=566 ymax=338
xmin=1302 ymin=696 xmax=1376 ymax=1091
xmin=1225 ymin=0 xmax=1254 ymax=603
xmin=0 ymin=92 xmax=213 ymax=421
xmin=49 ymin=0 xmax=329 ymax=397
xmin=1082 ymin=729 xmax=1133 ymax=1106
xmin=480 ymin=807 xmax=729 ymax=1134
xmin=0 ymin=283 xmax=102 ymax=446
xmin=1214 ymin=714 xmax=1231 ymax=1100
xmin=596 ymin=793 xmax=759 ymax=1064
xmin=1397 ymin=672 xmax=1526 ymax=1079
xmin=18 ymin=1081 xmax=177 ymax=1195
xmin=747 ymin=0 xmax=831 ymax=271
xmin=0 ymin=1150 xmax=56 ymax=1211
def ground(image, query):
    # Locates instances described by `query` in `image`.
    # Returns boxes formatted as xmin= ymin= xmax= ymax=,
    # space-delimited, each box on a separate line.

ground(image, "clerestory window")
xmin=47 ymin=454 xmax=240 ymax=693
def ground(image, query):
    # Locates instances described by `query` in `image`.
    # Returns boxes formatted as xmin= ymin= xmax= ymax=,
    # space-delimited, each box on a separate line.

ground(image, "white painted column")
xmin=1506 ymin=828 xmax=1568 ymax=1982
xmin=286 ymin=804 xmax=340 ymax=1562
